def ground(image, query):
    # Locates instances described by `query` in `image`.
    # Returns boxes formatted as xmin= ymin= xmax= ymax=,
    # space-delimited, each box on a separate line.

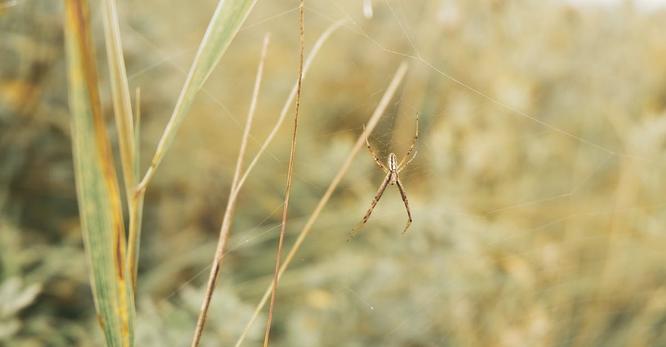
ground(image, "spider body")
xmin=352 ymin=114 xmax=419 ymax=237
xmin=387 ymin=152 xmax=398 ymax=183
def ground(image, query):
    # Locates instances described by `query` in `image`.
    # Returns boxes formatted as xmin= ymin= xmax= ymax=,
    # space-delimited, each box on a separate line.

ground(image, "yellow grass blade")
xmin=64 ymin=0 xmax=134 ymax=345
xmin=139 ymin=0 xmax=259 ymax=191
xmin=101 ymin=0 xmax=142 ymax=288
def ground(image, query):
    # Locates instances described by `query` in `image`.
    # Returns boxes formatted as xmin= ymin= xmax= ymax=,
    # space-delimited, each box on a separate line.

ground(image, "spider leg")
xmin=364 ymin=125 xmax=388 ymax=172
xmin=398 ymin=113 xmax=419 ymax=170
xmin=349 ymin=172 xmax=391 ymax=239
xmin=395 ymin=178 xmax=412 ymax=233
xmin=398 ymin=150 xmax=417 ymax=173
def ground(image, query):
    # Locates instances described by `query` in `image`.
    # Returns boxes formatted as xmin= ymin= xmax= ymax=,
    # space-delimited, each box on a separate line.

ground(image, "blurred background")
xmin=2 ymin=0 xmax=666 ymax=346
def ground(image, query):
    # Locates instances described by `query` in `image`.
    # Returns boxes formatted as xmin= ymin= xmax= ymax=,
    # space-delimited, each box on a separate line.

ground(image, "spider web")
xmin=308 ymin=2 xmax=666 ymax=346
xmin=123 ymin=1 xmax=666 ymax=345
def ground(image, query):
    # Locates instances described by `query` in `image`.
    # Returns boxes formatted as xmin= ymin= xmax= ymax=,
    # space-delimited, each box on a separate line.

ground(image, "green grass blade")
xmin=127 ymin=87 xmax=143 ymax=289
xmin=101 ymin=0 xmax=142 ymax=288
xmin=139 ymin=0 xmax=259 ymax=190
xmin=102 ymin=0 xmax=135 ymax=196
xmin=64 ymin=0 xmax=135 ymax=345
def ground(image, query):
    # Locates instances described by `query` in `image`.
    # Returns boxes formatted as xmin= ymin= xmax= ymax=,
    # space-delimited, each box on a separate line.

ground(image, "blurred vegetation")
xmin=2 ymin=0 xmax=666 ymax=346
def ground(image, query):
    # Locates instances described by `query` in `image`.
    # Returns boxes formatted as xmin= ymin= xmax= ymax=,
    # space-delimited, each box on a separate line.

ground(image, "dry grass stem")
xmin=230 ymin=19 xmax=347 ymax=198
xmin=233 ymin=61 xmax=409 ymax=347
xmin=192 ymin=19 xmax=345 ymax=346
xmin=133 ymin=88 xmax=141 ymax=178
xmin=127 ymin=87 xmax=144 ymax=288
xmin=190 ymin=33 xmax=270 ymax=347
xmin=262 ymin=2 xmax=304 ymax=346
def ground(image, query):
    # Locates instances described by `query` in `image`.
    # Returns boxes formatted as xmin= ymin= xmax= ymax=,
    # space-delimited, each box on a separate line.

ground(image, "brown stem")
xmin=190 ymin=34 xmax=270 ymax=347
xmin=263 ymin=2 xmax=304 ymax=347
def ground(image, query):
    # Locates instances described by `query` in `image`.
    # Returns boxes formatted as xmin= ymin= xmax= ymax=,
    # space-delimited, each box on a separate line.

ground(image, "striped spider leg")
xmin=351 ymin=114 xmax=419 ymax=237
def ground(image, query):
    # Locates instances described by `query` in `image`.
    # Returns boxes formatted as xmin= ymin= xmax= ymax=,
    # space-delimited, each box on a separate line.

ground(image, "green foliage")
xmin=135 ymin=286 xmax=264 ymax=347
xmin=0 ymin=278 xmax=41 ymax=341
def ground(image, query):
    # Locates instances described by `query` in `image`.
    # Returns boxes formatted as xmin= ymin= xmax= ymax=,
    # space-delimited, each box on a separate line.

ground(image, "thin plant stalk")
xmin=231 ymin=20 xmax=346 ymax=198
xmin=127 ymin=88 xmax=144 ymax=288
xmin=133 ymin=88 xmax=141 ymax=178
xmin=190 ymin=34 xmax=271 ymax=347
xmin=190 ymin=21 xmax=344 ymax=347
xmin=263 ymin=1 xmax=305 ymax=346
xmin=127 ymin=169 xmax=145 ymax=289
xmin=233 ymin=62 xmax=409 ymax=347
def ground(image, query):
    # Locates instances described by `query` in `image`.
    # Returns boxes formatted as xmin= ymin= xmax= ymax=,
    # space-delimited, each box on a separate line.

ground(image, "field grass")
xmin=1 ymin=0 xmax=666 ymax=346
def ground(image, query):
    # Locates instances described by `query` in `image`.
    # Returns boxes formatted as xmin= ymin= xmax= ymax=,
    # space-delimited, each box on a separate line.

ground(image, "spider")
xmin=351 ymin=114 xmax=419 ymax=237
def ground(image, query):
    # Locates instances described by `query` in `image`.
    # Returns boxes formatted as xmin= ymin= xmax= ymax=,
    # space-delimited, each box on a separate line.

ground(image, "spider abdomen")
xmin=387 ymin=152 xmax=398 ymax=172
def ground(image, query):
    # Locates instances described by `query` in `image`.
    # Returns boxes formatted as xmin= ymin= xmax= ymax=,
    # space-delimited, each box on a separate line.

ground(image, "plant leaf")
xmin=64 ymin=0 xmax=135 ymax=345
xmin=140 ymin=0 xmax=259 ymax=189
xmin=101 ymin=0 xmax=144 ymax=290
xmin=102 ymin=0 xmax=135 ymax=196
